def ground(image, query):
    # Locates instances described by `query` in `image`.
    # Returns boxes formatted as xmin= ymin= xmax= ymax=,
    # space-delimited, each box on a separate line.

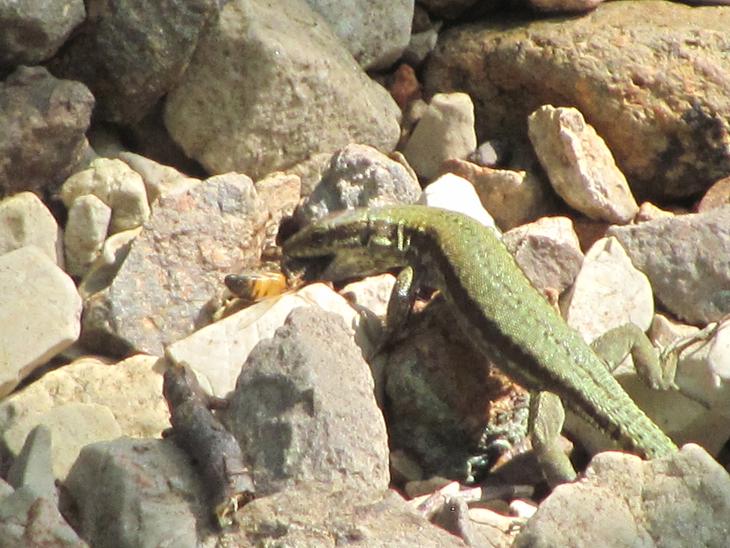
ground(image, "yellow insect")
xmin=224 ymin=268 xmax=290 ymax=303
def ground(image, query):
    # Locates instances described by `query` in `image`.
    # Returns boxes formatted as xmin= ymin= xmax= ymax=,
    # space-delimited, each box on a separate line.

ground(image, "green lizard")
xmin=281 ymin=205 xmax=679 ymax=484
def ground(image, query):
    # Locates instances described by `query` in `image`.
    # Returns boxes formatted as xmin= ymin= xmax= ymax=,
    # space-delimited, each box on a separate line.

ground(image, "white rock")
xmin=528 ymin=105 xmax=639 ymax=224
xmin=0 ymin=247 xmax=81 ymax=398
xmin=118 ymin=152 xmax=200 ymax=204
xmin=64 ymin=194 xmax=112 ymax=277
xmin=420 ymin=173 xmax=497 ymax=230
xmin=0 ymin=191 xmax=61 ymax=264
xmin=60 ymin=158 xmax=151 ymax=233
xmin=403 ymin=92 xmax=477 ymax=180
xmin=562 ymin=236 xmax=653 ymax=343
xmin=166 ymin=283 xmax=366 ymax=397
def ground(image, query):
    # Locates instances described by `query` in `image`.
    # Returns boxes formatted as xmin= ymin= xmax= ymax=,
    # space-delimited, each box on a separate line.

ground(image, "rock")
xmin=402 ymin=26 xmax=440 ymax=68
xmin=306 ymin=0 xmax=414 ymax=70
xmin=77 ymin=227 xmax=141 ymax=298
xmin=0 ymin=486 xmax=87 ymax=548
xmin=0 ymin=354 xmax=168 ymax=478
xmin=562 ymin=237 xmax=654 ymax=343
xmin=225 ymin=307 xmax=389 ymax=495
xmin=528 ymin=105 xmax=639 ymax=224
xmin=503 ymin=216 xmax=584 ymax=296
xmin=389 ymin=63 xmax=422 ymax=111
xmin=0 ymin=191 xmax=62 ymax=264
xmin=606 ymin=206 xmax=730 ymax=324
xmin=467 ymin=139 xmax=511 ymax=168
xmin=49 ymin=0 xmax=219 ymax=124
xmin=514 ymin=444 xmax=730 ymax=547
xmin=403 ymin=92 xmax=477 ymax=180
xmin=0 ymin=66 xmax=93 ymax=197
xmin=63 ymin=438 xmax=210 ymax=547
xmin=529 ymin=0 xmax=602 ymax=12
xmin=297 ymin=143 xmax=421 ymax=223
xmin=82 ymin=174 xmax=267 ymax=356
xmin=440 ymin=158 xmax=556 ymax=230
xmin=697 ymin=175 xmax=730 ymax=213
xmin=419 ymin=173 xmax=497 ymax=229
xmin=224 ymin=481 xmax=467 ymax=547
xmin=424 ymin=1 xmax=730 ymax=200
xmin=253 ymin=171 xmax=302 ymax=255
xmin=0 ymin=0 xmax=85 ymax=66
xmin=166 ymin=283 xmax=365 ymax=397
xmin=0 ymin=247 xmax=81 ymax=398
xmin=60 ymin=158 xmax=151 ymax=234
xmin=64 ymin=194 xmax=112 ymax=277
xmin=6 ymin=425 xmax=56 ymax=503
xmin=164 ymin=0 xmax=401 ymax=180
xmin=118 ymin=152 xmax=200 ymax=204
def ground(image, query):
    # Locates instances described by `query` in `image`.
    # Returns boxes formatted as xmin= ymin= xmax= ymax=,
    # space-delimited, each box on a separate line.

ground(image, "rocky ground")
xmin=1 ymin=0 xmax=730 ymax=546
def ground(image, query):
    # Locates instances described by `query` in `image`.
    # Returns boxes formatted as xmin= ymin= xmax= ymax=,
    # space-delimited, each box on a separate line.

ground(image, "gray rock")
xmin=0 ymin=191 xmax=62 ymax=265
xmin=0 ymin=66 xmax=93 ymax=197
xmin=50 ymin=0 xmax=219 ymax=124
xmin=403 ymin=92 xmax=477 ymax=180
xmin=164 ymin=0 xmax=401 ymax=180
xmin=297 ymin=143 xmax=421 ymax=223
xmin=64 ymin=438 xmax=210 ymax=548
xmin=607 ymin=206 xmax=730 ymax=324
xmin=0 ymin=246 xmax=81 ymax=398
xmin=82 ymin=174 xmax=267 ymax=356
xmin=0 ymin=0 xmax=86 ymax=66
xmin=528 ymin=105 xmax=639 ymax=224
xmin=514 ymin=444 xmax=730 ymax=547
xmin=7 ymin=425 xmax=56 ymax=504
xmin=64 ymin=194 xmax=112 ymax=277
xmin=0 ymin=487 xmax=87 ymax=548
xmin=225 ymin=307 xmax=390 ymax=495
xmin=306 ymin=0 xmax=414 ymax=70
xmin=224 ymin=481 xmax=467 ymax=547
xmin=424 ymin=1 xmax=730 ymax=200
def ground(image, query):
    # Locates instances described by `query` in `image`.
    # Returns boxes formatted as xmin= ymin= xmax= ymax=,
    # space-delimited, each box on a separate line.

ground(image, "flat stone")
xmin=0 ymin=66 xmax=93 ymax=196
xmin=82 ymin=174 xmax=267 ymax=356
xmin=0 ymin=191 xmax=62 ymax=264
xmin=0 ymin=0 xmax=86 ymax=65
xmin=424 ymin=1 xmax=730 ymax=200
xmin=164 ymin=0 xmax=401 ymax=180
xmin=0 ymin=247 xmax=81 ymax=398
xmin=225 ymin=307 xmax=389 ymax=495
xmin=49 ymin=0 xmax=219 ymax=124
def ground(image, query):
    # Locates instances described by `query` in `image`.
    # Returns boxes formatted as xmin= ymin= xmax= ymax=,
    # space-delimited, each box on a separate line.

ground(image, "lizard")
xmin=280 ymin=204 xmax=681 ymax=485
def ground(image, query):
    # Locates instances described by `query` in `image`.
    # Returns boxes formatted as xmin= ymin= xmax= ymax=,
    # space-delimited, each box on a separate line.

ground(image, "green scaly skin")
xmin=282 ymin=205 xmax=677 ymax=459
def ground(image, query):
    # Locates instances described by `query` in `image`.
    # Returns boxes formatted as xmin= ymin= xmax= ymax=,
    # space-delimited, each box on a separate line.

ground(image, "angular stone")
xmin=424 ymin=1 xmax=730 ymax=200
xmin=0 ymin=66 xmax=93 ymax=196
xmin=0 ymin=191 xmax=62 ymax=264
xmin=64 ymin=194 xmax=112 ymax=277
xmin=528 ymin=105 xmax=639 ymax=224
xmin=0 ymin=247 xmax=81 ymax=398
xmin=78 ymin=227 xmax=141 ymax=299
xmin=82 ymin=174 xmax=267 ymax=355
xmin=6 ymin=425 xmax=56 ymax=503
xmin=225 ymin=307 xmax=389 ymax=495
xmin=0 ymin=0 xmax=86 ymax=65
xmin=50 ymin=0 xmax=219 ymax=124
xmin=164 ymin=0 xmax=401 ymax=180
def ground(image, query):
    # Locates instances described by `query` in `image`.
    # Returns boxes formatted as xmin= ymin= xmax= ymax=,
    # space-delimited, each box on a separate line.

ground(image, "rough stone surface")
xmin=60 ymin=158 xmax=151 ymax=234
xmin=0 ymin=355 xmax=168 ymax=479
xmin=226 ymin=481 xmax=467 ymax=547
xmin=306 ymin=0 xmax=414 ymax=70
xmin=50 ymin=0 xmax=219 ymax=124
xmin=403 ymin=92 xmax=477 ymax=180
xmin=225 ymin=307 xmax=389 ymax=495
xmin=503 ymin=216 xmax=584 ymax=296
xmin=424 ymin=1 xmax=730 ymax=200
xmin=164 ymin=0 xmax=401 ymax=180
xmin=0 ymin=191 xmax=62 ymax=264
xmin=64 ymin=194 xmax=112 ymax=277
xmin=514 ymin=444 xmax=730 ymax=547
xmin=118 ymin=151 xmax=200 ymax=204
xmin=441 ymin=158 xmax=556 ymax=230
xmin=0 ymin=246 xmax=81 ymax=398
xmin=82 ymin=174 xmax=267 ymax=356
xmin=607 ymin=205 xmax=730 ymax=324
xmin=297 ymin=144 xmax=421 ymax=223
xmin=63 ymin=438 xmax=209 ymax=548
xmin=77 ymin=227 xmax=141 ymax=299
xmin=0 ymin=66 xmax=94 ymax=197
xmin=528 ymin=105 xmax=639 ymax=224
xmin=0 ymin=0 xmax=86 ymax=66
